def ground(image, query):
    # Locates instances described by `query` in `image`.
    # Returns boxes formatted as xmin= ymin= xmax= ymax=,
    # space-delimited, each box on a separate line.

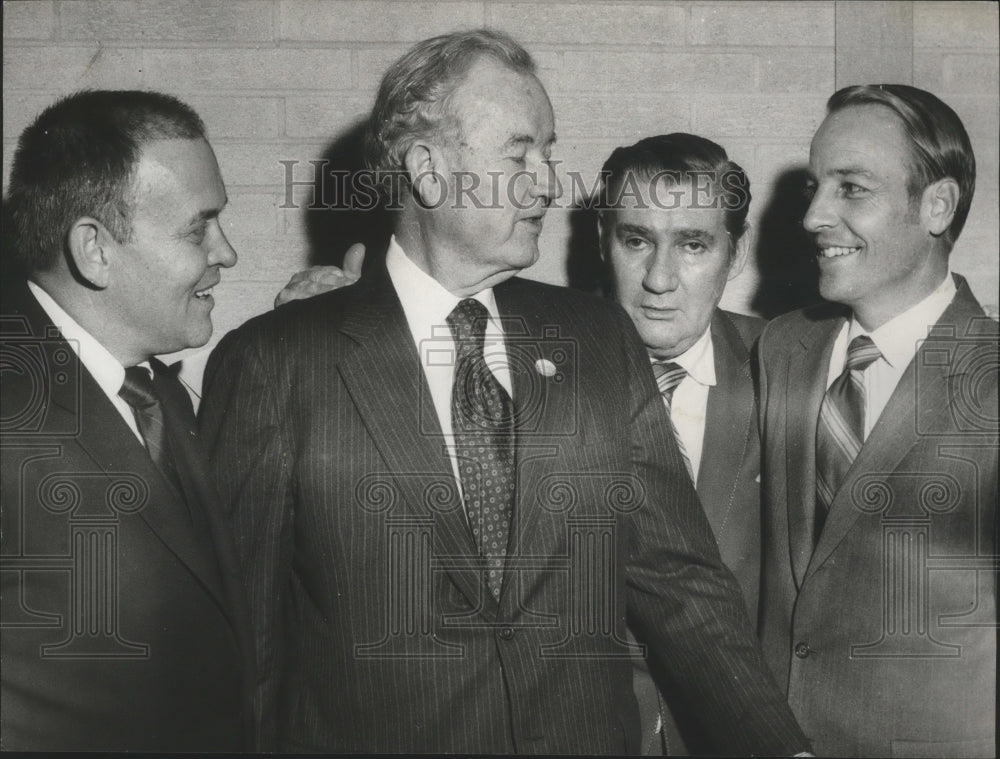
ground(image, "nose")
xmin=530 ymin=159 xmax=563 ymax=204
xmin=802 ymin=185 xmax=836 ymax=234
xmin=643 ymin=246 xmax=679 ymax=294
xmin=210 ymin=225 xmax=238 ymax=269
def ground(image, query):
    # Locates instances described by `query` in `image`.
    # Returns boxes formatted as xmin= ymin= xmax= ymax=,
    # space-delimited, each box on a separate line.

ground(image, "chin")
xmin=183 ymin=322 xmax=214 ymax=350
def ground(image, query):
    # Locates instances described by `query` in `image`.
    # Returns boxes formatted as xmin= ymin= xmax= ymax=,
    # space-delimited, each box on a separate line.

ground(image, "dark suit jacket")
xmin=201 ymin=268 xmax=807 ymax=754
xmin=636 ymin=309 xmax=765 ymax=755
xmin=756 ymin=275 xmax=997 ymax=757
xmin=0 ymin=281 xmax=254 ymax=751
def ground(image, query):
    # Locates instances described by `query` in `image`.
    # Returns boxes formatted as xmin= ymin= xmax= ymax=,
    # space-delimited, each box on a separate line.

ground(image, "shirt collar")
xmin=649 ymin=325 xmax=716 ymax=387
xmin=27 ymin=280 xmax=131 ymax=398
xmin=385 ymin=235 xmax=500 ymax=336
xmin=847 ymin=271 xmax=957 ymax=368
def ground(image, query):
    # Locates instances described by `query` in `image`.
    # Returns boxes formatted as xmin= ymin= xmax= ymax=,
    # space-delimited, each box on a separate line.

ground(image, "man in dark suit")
xmin=597 ymin=134 xmax=765 ymax=755
xmin=0 ymin=90 xmax=253 ymax=751
xmin=756 ymin=84 xmax=997 ymax=757
xmin=274 ymin=132 xmax=768 ymax=756
xmin=201 ymin=29 xmax=808 ymax=755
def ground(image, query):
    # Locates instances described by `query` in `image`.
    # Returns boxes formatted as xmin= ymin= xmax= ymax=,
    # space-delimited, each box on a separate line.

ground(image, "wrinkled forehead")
xmin=612 ymin=173 xmax=729 ymax=216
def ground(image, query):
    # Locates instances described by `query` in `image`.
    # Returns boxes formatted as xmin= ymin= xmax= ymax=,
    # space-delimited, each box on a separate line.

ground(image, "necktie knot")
xmin=119 ymin=366 xmax=158 ymax=409
xmin=447 ymin=297 xmax=490 ymax=352
xmin=652 ymin=361 xmax=687 ymax=402
xmin=845 ymin=335 xmax=881 ymax=373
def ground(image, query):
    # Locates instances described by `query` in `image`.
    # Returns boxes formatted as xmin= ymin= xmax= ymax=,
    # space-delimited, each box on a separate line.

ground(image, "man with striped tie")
xmin=596 ymin=134 xmax=767 ymax=755
xmin=755 ymin=84 xmax=997 ymax=757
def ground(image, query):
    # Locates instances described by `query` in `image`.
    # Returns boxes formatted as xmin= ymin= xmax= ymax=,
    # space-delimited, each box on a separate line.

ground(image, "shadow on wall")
xmin=563 ymin=168 xmax=822 ymax=319
xmin=752 ymin=167 xmax=821 ymax=318
xmin=303 ymin=119 xmax=393 ymax=271
xmin=566 ymin=202 xmax=609 ymax=297
xmin=298 ymin=136 xmax=822 ymax=321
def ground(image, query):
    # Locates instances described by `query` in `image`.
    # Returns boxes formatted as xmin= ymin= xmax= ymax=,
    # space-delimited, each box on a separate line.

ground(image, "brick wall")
xmin=3 ymin=1 xmax=997 ymax=377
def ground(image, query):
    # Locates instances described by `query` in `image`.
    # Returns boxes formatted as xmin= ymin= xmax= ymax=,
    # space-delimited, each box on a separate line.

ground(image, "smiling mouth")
xmin=194 ymin=286 xmax=215 ymax=299
xmin=818 ymin=246 xmax=861 ymax=259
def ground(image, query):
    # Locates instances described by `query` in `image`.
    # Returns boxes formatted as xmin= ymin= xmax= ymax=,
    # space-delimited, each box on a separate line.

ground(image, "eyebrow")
xmin=183 ymin=199 xmax=228 ymax=228
xmin=675 ymin=228 xmax=718 ymax=244
xmin=502 ymin=133 xmax=558 ymax=151
xmin=615 ymin=222 xmax=653 ymax=237
xmin=811 ymin=167 xmax=876 ymax=181
xmin=615 ymin=223 xmax=719 ymax=244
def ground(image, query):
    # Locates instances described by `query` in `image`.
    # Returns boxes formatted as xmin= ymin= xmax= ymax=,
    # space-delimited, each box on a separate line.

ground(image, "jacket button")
xmin=499 ymin=626 xmax=515 ymax=641
xmin=794 ymin=642 xmax=811 ymax=659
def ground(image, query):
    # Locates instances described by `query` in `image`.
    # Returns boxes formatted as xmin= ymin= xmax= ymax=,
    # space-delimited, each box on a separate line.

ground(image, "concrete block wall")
xmin=4 ymin=1 xmax=997 ymax=377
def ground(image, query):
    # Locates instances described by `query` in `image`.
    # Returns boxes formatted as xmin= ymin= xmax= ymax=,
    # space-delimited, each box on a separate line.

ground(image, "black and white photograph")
xmin=2 ymin=1 xmax=997 ymax=755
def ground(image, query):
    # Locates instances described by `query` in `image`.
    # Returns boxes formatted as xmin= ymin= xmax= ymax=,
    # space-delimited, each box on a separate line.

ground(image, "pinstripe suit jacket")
xmin=757 ymin=275 xmax=997 ymax=757
xmin=644 ymin=309 xmax=765 ymax=755
xmin=201 ymin=268 xmax=806 ymax=754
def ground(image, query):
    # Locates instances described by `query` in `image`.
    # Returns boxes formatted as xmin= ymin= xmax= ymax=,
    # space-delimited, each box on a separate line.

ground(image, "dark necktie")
xmin=118 ymin=365 xmax=185 ymax=504
xmin=651 ymin=361 xmax=694 ymax=481
xmin=814 ymin=334 xmax=882 ymax=542
xmin=447 ymin=298 xmax=516 ymax=601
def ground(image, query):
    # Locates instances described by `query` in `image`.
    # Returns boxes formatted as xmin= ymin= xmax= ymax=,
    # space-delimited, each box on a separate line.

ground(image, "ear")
xmin=403 ymin=141 xmax=444 ymax=208
xmin=727 ymin=224 xmax=752 ymax=281
xmin=921 ymin=177 xmax=960 ymax=237
xmin=66 ymin=217 xmax=113 ymax=288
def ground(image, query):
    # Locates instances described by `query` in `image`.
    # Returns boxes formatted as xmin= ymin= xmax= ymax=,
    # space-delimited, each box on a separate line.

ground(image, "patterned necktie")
xmin=651 ymin=361 xmax=694 ymax=481
xmin=814 ymin=334 xmax=882 ymax=542
xmin=447 ymin=299 xmax=516 ymax=601
xmin=118 ymin=366 xmax=185 ymax=506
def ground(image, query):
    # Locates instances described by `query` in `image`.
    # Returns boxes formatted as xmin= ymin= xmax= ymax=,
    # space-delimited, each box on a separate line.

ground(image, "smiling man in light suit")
xmin=756 ymin=84 xmax=997 ymax=757
xmin=202 ymin=29 xmax=809 ymax=755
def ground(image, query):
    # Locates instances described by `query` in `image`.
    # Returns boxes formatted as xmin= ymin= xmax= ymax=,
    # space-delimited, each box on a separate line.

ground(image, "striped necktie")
xmin=814 ymin=334 xmax=882 ymax=542
xmin=651 ymin=361 xmax=694 ymax=481
xmin=447 ymin=298 xmax=516 ymax=601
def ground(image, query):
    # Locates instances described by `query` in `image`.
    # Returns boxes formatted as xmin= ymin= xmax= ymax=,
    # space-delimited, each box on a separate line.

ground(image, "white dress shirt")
xmin=651 ymin=326 xmax=716 ymax=483
xmin=826 ymin=272 xmax=957 ymax=440
xmin=27 ymin=280 xmax=146 ymax=443
xmin=385 ymin=236 xmax=513 ymax=484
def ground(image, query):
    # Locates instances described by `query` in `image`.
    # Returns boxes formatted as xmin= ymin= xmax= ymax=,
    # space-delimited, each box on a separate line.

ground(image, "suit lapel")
xmin=698 ymin=311 xmax=755 ymax=536
xmin=334 ymin=272 xmax=490 ymax=613
xmin=10 ymin=283 xmax=231 ymax=613
xmin=805 ymin=279 xmax=986 ymax=580
xmin=785 ymin=315 xmax=844 ymax=587
xmin=155 ymin=362 xmax=255 ymax=723
xmin=493 ymin=279 xmax=576 ymax=568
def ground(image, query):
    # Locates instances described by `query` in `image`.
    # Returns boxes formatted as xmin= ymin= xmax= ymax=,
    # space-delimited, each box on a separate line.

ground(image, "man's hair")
xmin=827 ymin=84 xmax=975 ymax=248
xmin=599 ymin=133 xmax=752 ymax=252
xmin=5 ymin=89 xmax=206 ymax=275
xmin=364 ymin=28 xmax=536 ymax=199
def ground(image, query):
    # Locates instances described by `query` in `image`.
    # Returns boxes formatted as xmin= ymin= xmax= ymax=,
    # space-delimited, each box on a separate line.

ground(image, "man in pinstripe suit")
xmin=202 ymin=29 xmax=808 ymax=754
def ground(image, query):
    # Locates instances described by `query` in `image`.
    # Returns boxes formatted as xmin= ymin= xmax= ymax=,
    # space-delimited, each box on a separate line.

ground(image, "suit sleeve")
xmin=200 ymin=326 xmax=294 ymax=751
xmin=617 ymin=306 xmax=808 ymax=755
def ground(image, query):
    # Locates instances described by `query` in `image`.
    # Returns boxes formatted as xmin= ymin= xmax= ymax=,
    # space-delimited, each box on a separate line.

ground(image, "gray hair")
xmin=364 ymin=28 xmax=536 ymax=200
